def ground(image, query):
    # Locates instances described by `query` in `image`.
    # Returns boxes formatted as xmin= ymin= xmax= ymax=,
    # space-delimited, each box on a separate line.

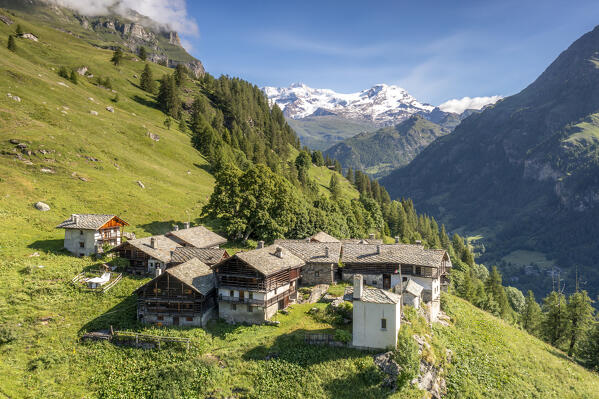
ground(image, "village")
xmin=57 ymin=213 xmax=452 ymax=350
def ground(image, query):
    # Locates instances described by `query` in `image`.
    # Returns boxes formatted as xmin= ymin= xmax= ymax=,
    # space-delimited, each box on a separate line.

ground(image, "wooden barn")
xmin=170 ymin=247 xmax=230 ymax=267
xmin=213 ymin=244 xmax=304 ymax=324
xmin=136 ymin=258 xmax=217 ymax=326
xmin=56 ymin=214 xmax=128 ymax=257
xmin=114 ymin=235 xmax=180 ymax=275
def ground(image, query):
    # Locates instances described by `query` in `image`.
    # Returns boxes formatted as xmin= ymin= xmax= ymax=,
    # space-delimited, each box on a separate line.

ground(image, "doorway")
xmin=383 ymin=274 xmax=391 ymax=290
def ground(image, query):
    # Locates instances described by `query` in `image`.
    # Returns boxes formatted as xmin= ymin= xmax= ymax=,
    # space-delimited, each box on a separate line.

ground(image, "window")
xmin=79 ymin=242 xmax=85 ymax=248
xmin=231 ymin=304 xmax=237 ymax=311
xmin=184 ymin=289 xmax=192 ymax=295
xmin=80 ymin=230 xmax=83 ymax=235
xmin=157 ymin=316 xmax=164 ymax=321
xmin=186 ymin=317 xmax=193 ymax=322
xmin=249 ymin=292 xmax=253 ymax=300
xmin=315 ymin=271 xmax=320 ymax=277
xmin=381 ymin=318 xmax=387 ymax=330
xmin=402 ymin=277 xmax=407 ymax=282
xmin=415 ymin=267 xmax=421 ymax=276
xmin=247 ymin=305 xmax=253 ymax=313
xmin=230 ymin=290 xmax=234 ymax=297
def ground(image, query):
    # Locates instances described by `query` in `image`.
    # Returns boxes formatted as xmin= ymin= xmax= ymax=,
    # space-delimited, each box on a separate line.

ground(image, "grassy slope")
xmin=287 ymin=115 xmax=376 ymax=151
xmin=0 ymin=11 xmax=598 ymax=399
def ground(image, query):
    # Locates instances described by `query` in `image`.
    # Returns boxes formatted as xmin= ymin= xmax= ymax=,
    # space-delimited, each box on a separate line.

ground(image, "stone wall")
xmin=302 ymin=263 xmax=335 ymax=285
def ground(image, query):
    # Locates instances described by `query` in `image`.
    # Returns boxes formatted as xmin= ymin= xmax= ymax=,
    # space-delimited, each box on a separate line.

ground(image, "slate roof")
xmin=400 ymin=279 xmax=424 ymax=297
xmin=274 ymin=240 xmax=341 ymax=263
xmin=310 ymin=231 xmax=340 ymax=243
xmin=56 ymin=214 xmax=127 ymax=230
xmin=120 ymin=235 xmax=181 ymax=263
xmin=166 ymin=225 xmax=227 ymax=248
xmin=341 ymin=244 xmax=448 ymax=268
xmin=171 ymin=247 xmax=228 ymax=266
xmin=344 ymin=286 xmax=401 ymax=304
xmin=340 ymin=238 xmax=384 ymax=245
xmin=166 ymin=258 xmax=215 ymax=295
xmin=233 ymin=244 xmax=305 ymax=276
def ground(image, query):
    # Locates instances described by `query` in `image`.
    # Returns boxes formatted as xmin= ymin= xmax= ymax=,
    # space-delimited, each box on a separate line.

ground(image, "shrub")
xmin=0 ymin=325 xmax=17 ymax=345
xmin=58 ymin=66 xmax=69 ymax=79
xmin=334 ymin=329 xmax=352 ymax=344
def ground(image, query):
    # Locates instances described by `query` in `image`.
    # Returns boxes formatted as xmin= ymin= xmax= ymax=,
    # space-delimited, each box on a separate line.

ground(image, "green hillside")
xmin=325 ymin=115 xmax=450 ymax=179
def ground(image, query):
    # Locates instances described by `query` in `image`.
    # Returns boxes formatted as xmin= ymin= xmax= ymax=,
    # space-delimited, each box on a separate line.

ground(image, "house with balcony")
xmin=274 ymin=239 xmax=341 ymax=285
xmin=341 ymin=243 xmax=451 ymax=320
xmin=213 ymin=243 xmax=304 ymax=324
xmin=135 ymin=258 xmax=217 ymax=326
xmin=56 ymin=214 xmax=128 ymax=257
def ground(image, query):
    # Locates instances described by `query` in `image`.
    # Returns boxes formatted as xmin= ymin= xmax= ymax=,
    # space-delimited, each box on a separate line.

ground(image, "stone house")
xmin=135 ymin=258 xmax=217 ymax=326
xmin=397 ymin=279 xmax=424 ymax=309
xmin=213 ymin=244 xmax=304 ymax=324
xmin=56 ymin=214 xmax=128 ymax=257
xmin=309 ymin=231 xmax=340 ymax=243
xmin=274 ymin=240 xmax=341 ymax=285
xmin=351 ymin=274 xmax=401 ymax=350
xmin=341 ymin=243 xmax=451 ymax=321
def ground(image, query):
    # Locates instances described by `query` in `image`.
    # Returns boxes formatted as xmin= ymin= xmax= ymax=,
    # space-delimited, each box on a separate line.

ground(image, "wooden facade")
xmin=136 ymin=272 xmax=216 ymax=326
xmin=116 ymin=242 xmax=166 ymax=275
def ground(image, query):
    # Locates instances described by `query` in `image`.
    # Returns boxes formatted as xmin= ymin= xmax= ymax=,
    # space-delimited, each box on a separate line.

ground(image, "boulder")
xmin=146 ymin=131 xmax=160 ymax=142
xmin=373 ymin=352 xmax=401 ymax=390
xmin=77 ymin=66 xmax=88 ymax=76
xmin=22 ymin=33 xmax=38 ymax=42
xmin=34 ymin=202 xmax=50 ymax=211
xmin=90 ymin=110 xmax=98 ymax=116
xmin=136 ymin=180 xmax=145 ymax=188
xmin=105 ymin=106 xmax=114 ymax=113
xmin=9 ymin=139 xmax=19 ymax=144
xmin=40 ymin=168 xmax=54 ymax=174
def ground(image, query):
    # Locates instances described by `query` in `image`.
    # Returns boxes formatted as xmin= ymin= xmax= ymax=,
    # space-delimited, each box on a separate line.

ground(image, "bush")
xmin=58 ymin=66 xmax=69 ymax=79
xmin=110 ymin=257 xmax=130 ymax=271
xmin=334 ymin=329 xmax=352 ymax=344
xmin=0 ymin=325 xmax=17 ymax=345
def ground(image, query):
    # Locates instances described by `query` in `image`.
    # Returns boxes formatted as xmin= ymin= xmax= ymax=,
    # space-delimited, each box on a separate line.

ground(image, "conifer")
xmin=7 ymin=35 xmax=16 ymax=52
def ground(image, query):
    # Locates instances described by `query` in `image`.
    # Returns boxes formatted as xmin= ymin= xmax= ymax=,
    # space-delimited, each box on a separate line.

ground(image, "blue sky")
xmin=180 ymin=0 xmax=599 ymax=105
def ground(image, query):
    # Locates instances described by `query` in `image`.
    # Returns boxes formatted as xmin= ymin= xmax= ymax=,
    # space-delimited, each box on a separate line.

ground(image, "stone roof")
xmin=340 ymin=238 xmax=384 ymax=245
xmin=166 ymin=258 xmax=215 ymax=295
xmin=171 ymin=247 xmax=228 ymax=266
xmin=341 ymin=244 xmax=448 ymax=268
xmin=166 ymin=225 xmax=227 ymax=248
xmin=344 ymin=286 xmax=401 ymax=304
xmin=274 ymin=240 xmax=341 ymax=263
xmin=56 ymin=214 xmax=127 ymax=230
xmin=120 ymin=235 xmax=181 ymax=263
xmin=310 ymin=231 xmax=340 ymax=243
xmin=400 ymin=279 xmax=424 ymax=297
xmin=234 ymin=244 xmax=305 ymax=276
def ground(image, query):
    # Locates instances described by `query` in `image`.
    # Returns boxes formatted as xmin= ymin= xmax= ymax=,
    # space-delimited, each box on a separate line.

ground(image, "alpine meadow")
xmin=1 ymin=1 xmax=599 ymax=399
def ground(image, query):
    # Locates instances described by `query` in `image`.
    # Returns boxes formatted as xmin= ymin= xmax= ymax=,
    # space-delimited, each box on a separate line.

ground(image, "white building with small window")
xmin=56 ymin=214 xmax=128 ymax=257
xmin=351 ymin=274 xmax=401 ymax=350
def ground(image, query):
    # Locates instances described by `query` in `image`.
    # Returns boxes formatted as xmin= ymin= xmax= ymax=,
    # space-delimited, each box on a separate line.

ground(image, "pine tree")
xmin=542 ymin=291 xmax=569 ymax=346
xmin=164 ymin=116 xmax=172 ymax=130
xmin=329 ymin=174 xmax=341 ymax=200
xmin=440 ymin=225 xmax=451 ymax=251
xmin=157 ymin=74 xmax=181 ymax=117
xmin=311 ymin=151 xmax=325 ymax=166
xmin=140 ymin=64 xmax=155 ymax=93
xmin=111 ymin=47 xmax=123 ymax=66
xmin=484 ymin=266 xmax=510 ymax=317
xmin=577 ymin=322 xmax=599 ymax=371
xmin=138 ymin=46 xmax=147 ymax=61
xmin=334 ymin=160 xmax=342 ymax=173
xmin=179 ymin=116 xmax=188 ymax=133
xmin=521 ymin=290 xmax=542 ymax=336
xmin=15 ymin=24 xmax=22 ymax=36
xmin=566 ymin=290 xmax=594 ymax=356
xmin=174 ymin=64 xmax=188 ymax=87
xmin=7 ymin=35 xmax=16 ymax=52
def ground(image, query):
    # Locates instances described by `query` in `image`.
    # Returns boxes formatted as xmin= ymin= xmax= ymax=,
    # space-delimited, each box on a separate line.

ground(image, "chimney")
xmin=275 ymin=246 xmax=283 ymax=258
xmin=150 ymin=237 xmax=157 ymax=249
xmin=257 ymin=240 xmax=265 ymax=249
xmin=72 ymin=214 xmax=79 ymax=224
xmin=324 ymin=246 xmax=329 ymax=257
xmin=376 ymin=244 xmax=381 ymax=254
xmin=395 ymin=236 xmax=400 ymax=244
xmin=353 ymin=274 xmax=363 ymax=300
xmin=173 ymin=224 xmax=179 ymax=231
xmin=369 ymin=233 xmax=375 ymax=240
xmin=184 ymin=222 xmax=190 ymax=229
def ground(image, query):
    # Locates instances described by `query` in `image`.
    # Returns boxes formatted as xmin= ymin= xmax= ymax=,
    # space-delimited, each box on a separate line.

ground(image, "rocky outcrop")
xmin=373 ymin=352 xmax=401 ymax=389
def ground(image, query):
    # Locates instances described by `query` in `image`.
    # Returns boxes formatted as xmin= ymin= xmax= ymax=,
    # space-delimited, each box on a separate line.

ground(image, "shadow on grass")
xmin=28 ymin=239 xmax=69 ymax=255
xmin=193 ymin=162 xmax=212 ymax=175
xmin=132 ymin=95 xmax=158 ymax=110
xmin=79 ymin=294 xmax=141 ymax=334
xmin=137 ymin=220 xmax=180 ymax=235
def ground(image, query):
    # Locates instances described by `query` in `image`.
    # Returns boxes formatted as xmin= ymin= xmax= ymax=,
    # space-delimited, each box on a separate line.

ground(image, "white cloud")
xmin=438 ymin=95 xmax=502 ymax=114
xmin=43 ymin=0 xmax=198 ymax=36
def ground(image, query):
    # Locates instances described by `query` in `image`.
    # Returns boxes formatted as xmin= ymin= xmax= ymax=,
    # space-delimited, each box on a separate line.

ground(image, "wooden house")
xmin=136 ymin=258 xmax=217 ymax=326
xmin=213 ymin=244 xmax=304 ymax=324
xmin=56 ymin=214 xmax=128 ymax=257
xmin=274 ymin=240 xmax=341 ymax=285
xmin=114 ymin=235 xmax=180 ymax=275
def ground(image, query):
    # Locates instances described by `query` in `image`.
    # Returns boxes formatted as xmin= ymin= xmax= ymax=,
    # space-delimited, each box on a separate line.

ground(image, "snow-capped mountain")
xmin=264 ymin=83 xmax=435 ymax=126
